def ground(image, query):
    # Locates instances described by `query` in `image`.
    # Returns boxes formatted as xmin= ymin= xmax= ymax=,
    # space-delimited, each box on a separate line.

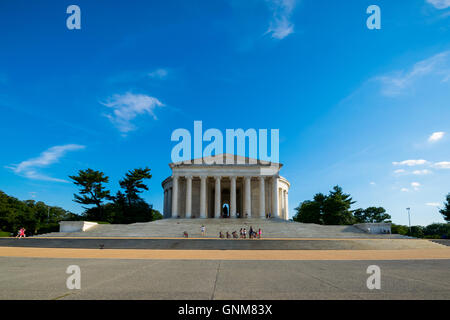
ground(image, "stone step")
xmin=36 ymin=219 xmax=407 ymax=239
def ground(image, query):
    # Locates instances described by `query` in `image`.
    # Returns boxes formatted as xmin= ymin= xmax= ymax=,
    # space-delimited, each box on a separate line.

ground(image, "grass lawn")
xmin=0 ymin=231 xmax=11 ymax=237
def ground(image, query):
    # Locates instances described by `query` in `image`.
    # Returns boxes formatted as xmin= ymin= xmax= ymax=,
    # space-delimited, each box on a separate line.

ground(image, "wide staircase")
xmin=37 ymin=218 xmax=408 ymax=239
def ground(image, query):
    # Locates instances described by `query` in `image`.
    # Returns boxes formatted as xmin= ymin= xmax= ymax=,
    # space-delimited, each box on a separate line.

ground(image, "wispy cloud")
xmin=426 ymin=202 xmax=441 ymax=207
xmin=392 ymin=159 xmax=428 ymax=166
xmin=433 ymin=161 xmax=450 ymax=169
xmin=265 ymin=0 xmax=296 ymax=40
xmin=102 ymin=92 xmax=164 ymax=134
xmin=412 ymin=169 xmax=432 ymax=175
xmin=7 ymin=144 xmax=85 ymax=182
xmin=393 ymin=159 xmax=450 ymax=173
xmin=148 ymin=68 xmax=168 ymax=79
xmin=428 ymin=131 xmax=445 ymax=142
xmin=411 ymin=182 xmax=421 ymax=190
xmin=376 ymin=51 xmax=450 ymax=96
xmin=426 ymin=0 xmax=450 ymax=9
xmin=107 ymin=68 xmax=169 ymax=84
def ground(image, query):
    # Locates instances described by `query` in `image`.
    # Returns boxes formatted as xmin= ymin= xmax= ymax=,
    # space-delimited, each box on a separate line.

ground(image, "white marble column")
xmin=168 ymin=188 xmax=172 ymax=217
xmin=272 ymin=176 xmax=279 ymax=218
xmin=163 ymin=189 xmax=167 ymax=216
xmin=259 ymin=177 xmax=265 ymax=218
xmin=284 ymin=190 xmax=289 ymax=220
xmin=230 ymin=176 xmax=237 ymax=218
xmin=172 ymin=176 xmax=179 ymax=218
xmin=200 ymin=176 xmax=207 ymax=218
xmin=214 ymin=176 xmax=221 ymax=218
xmin=185 ymin=176 xmax=192 ymax=218
xmin=244 ymin=177 xmax=251 ymax=218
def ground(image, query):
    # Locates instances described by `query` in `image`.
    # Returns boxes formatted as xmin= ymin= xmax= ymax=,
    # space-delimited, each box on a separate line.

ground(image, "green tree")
xmin=409 ymin=225 xmax=425 ymax=238
xmin=293 ymin=193 xmax=325 ymax=224
xmin=354 ymin=207 xmax=391 ymax=223
xmin=322 ymin=186 xmax=355 ymax=225
xmin=424 ymin=223 xmax=450 ymax=239
xmin=152 ymin=210 xmax=163 ymax=221
xmin=69 ymin=169 xmax=111 ymax=216
xmin=119 ymin=167 xmax=152 ymax=206
xmin=391 ymin=224 xmax=409 ymax=235
xmin=0 ymin=190 xmax=76 ymax=235
xmin=439 ymin=193 xmax=450 ymax=222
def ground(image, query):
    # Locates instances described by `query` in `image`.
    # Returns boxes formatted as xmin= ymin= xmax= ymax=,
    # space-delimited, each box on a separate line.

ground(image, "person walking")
xmin=243 ymin=228 xmax=247 ymax=239
xmin=201 ymin=225 xmax=206 ymax=237
xmin=258 ymin=228 xmax=262 ymax=239
xmin=249 ymin=226 xmax=254 ymax=239
xmin=16 ymin=228 xmax=25 ymax=239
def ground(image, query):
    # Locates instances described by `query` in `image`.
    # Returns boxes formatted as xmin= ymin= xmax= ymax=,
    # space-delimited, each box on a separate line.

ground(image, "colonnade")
xmin=163 ymin=175 xmax=289 ymax=219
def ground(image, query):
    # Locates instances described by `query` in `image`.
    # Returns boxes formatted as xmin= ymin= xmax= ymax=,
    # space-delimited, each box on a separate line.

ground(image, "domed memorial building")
xmin=161 ymin=154 xmax=290 ymax=220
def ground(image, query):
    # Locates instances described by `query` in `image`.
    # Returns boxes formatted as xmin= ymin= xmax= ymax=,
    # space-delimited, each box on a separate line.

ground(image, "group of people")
xmin=219 ymin=226 xmax=262 ymax=239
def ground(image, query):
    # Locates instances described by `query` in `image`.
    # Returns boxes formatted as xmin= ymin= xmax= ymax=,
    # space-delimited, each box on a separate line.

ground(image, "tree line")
xmin=0 ymin=191 xmax=78 ymax=236
xmin=69 ymin=167 xmax=162 ymax=224
xmin=293 ymin=185 xmax=392 ymax=225
xmin=294 ymin=185 xmax=450 ymax=238
xmin=0 ymin=166 xmax=162 ymax=236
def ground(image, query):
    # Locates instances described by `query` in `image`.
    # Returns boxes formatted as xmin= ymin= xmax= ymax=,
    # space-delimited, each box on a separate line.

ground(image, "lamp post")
xmin=406 ymin=207 xmax=411 ymax=235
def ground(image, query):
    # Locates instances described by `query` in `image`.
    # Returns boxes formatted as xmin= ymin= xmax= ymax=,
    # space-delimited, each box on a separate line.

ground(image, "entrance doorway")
xmin=222 ymin=203 xmax=230 ymax=218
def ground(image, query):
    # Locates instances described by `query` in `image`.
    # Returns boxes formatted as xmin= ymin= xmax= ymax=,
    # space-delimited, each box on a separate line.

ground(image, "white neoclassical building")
xmin=161 ymin=154 xmax=290 ymax=220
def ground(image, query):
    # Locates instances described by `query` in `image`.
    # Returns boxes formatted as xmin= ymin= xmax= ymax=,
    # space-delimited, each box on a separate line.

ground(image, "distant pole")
xmin=406 ymin=207 xmax=411 ymax=234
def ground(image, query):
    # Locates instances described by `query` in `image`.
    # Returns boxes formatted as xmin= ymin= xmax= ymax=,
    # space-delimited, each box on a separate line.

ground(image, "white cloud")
xmin=8 ymin=144 xmax=85 ymax=183
xmin=433 ymin=161 xmax=450 ymax=169
xmin=401 ymin=188 xmax=410 ymax=192
xmin=102 ymin=92 xmax=164 ymax=134
xmin=107 ymin=68 xmax=169 ymax=84
xmin=394 ymin=169 xmax=406 ymax=174
xmin=148 ymin=68 xmax=168 ymax=79
xmin=392 ymin=159 xmax=428 ymax=166
xmin=426 ymin=202 xmax=441 ymax=207
xmin=412 ymin=169 xmax=432 ymax=175
xmin=370 ymin=181 xmax=376 ymax=185
xmin=377 ymin=51 xmax=450 ymax=96
xmin=428 ymin=131 xmax=445 ymax=142
xmin=426 ymin=0 xmax=450 ymax=9
xmin=411 ymin=182 xmax=421 ymax=190
xmin=266 ymin=0 xmax=296 ymax=40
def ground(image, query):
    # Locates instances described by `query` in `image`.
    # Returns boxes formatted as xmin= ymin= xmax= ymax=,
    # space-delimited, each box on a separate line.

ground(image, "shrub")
xmin=409 ymin=226 xmax=424 ymax=238
xmin=36 ymin=223 xmax=60 ymax=235
xmin=0 ymin=230 xmax=11 ymax=237
xmin=391 ymin=224 xmax=409 ymax=235
xmin=424 ymin=223 xmax=450 ymax=239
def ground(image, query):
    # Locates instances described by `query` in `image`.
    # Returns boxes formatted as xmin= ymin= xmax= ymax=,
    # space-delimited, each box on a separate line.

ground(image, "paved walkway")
xmin=1 ymin=247 xmax=450 ymax=260
xmin=1 ymin=257 xmax=449 ymax=299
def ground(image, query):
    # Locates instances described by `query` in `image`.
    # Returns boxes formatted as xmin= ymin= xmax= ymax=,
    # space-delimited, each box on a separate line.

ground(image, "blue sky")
xmin=1 ymin=0 xmax=449 ymax=226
